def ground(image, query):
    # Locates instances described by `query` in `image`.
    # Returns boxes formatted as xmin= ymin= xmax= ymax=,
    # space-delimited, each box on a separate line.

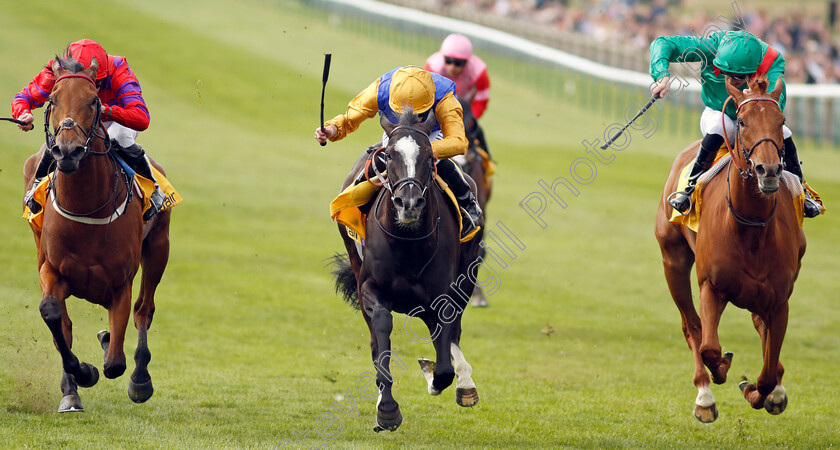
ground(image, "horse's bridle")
xmin=722 ymin=95 xmax=785 ymax=180
xmin=721 ymin=95 xmax=783 ymax=227
xmin=44 ymin=73 xmax=111 ymax=157
xmin=371 ymin=124 xmax=437 ymax=202
xmin=43 ymin=73 xmax=131 ymax=222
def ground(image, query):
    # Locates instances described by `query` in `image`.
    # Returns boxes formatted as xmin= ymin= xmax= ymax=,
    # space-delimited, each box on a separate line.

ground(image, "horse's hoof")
xmin=58 ymin=394 xmax=84 ymax=413
xmin=418 ymin=358 xmax=435 ymax=374
xmin=470 ymin=295 xmax=489 ymax=307
xmin=97 ymin=330 xmax=110 ymax=352
xmin=128 ymin=377 xmax=154 ymax=403
xmin=373 ymin=409 xmax=402 ymax=432
xmin=456 ymin=387 xmax=479 ymax=407
xmin=72 ymin=363 xmax=99 ymax=388
xmin=764 ymin=387 xmax=788 ymax=415
xmin=693 ymin=403 xmax=719 ymax=423
xmin=723 ymin=352 xmax=734 ymax=364
xmin=739 ymin=380 xmax=751 ymax=394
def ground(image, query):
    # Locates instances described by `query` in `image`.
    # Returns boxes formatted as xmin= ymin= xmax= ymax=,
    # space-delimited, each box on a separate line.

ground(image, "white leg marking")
xmin=695 ymin=384 xmax=715 ymax=407
xmin=768 ymin=385 xmax=786 ymax=404
xmin=451 ymin=343 xmax=475 ymax=389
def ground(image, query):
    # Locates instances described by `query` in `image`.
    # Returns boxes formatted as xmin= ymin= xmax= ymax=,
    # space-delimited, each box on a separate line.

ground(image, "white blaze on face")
xmin=394 ymin=136 xmax=420 ymax=179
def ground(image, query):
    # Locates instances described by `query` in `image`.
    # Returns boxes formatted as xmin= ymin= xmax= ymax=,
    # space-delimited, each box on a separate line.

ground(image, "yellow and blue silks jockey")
xmin=314 ymin=66 xmax=482 ymax=238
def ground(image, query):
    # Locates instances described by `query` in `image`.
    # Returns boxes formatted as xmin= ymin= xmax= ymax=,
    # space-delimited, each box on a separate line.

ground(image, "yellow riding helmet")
xmin=388 ymin=67 xmax=435 ymax=114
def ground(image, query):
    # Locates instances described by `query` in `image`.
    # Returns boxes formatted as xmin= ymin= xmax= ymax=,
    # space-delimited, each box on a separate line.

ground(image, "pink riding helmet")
xmin=440 ymin=34 xmax=473 ymax=60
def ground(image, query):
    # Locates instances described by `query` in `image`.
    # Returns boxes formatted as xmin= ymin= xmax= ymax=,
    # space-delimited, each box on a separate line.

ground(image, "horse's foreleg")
xmin=658 ymin=237 xmax=718 ymax=422
xmin=102 ymin=284 xmax=130 ymax=380
xmin=38 ymin=266 xmax=98 ymax=412
xmin=361 ymin=282 xmax=401 ymax=432
xmin=741 ymin=307 xmax=788 ymax=414
xmin=698 ymin=283 xmax=732 ymax=385
xmin=451 ymin=341 xmax=478 ymax=407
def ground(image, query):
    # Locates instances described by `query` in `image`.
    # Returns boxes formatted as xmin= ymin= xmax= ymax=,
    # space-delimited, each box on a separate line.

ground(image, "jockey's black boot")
xmin=437 ymin=158 xmax=482 ymax=238
xmin=114 ymin=143 xmax=166 ymax=221
xmin=23 ymin=150 xmax=55 ymax=214
xmin=668 ymin=134 xmax=722 ymax=214
xmin=783 ymin=137 xmax=822 ymax=218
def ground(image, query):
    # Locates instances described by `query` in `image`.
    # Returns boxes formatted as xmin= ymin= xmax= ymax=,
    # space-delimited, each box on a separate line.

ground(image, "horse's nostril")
xmin=415 ymin=197 xmax=426 ymax=209
xmin=71 ymin=146 xmax=86 ymax=159
xmin=755 ymin=164 xmax=766 ymax=176
xmin=393 ymin=197 xmax=404 ymax=209
xmin=50 ymin=146 xmax=61 ymax=159
xmin=774 ymin=164 xmax=784 ymax=176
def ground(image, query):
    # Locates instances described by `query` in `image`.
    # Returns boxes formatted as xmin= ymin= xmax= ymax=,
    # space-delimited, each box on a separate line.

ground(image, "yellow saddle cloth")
xmin=23 ymin=165 xmax=182 ymax=232
xmin=669 ymin=150 xmax=820 ymax=231
xmin=330 ymin=175 xmax=480 ymax=244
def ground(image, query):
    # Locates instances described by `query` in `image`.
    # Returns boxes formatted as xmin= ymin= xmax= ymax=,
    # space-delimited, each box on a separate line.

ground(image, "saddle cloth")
xmin=23 ymin=161 xmax=182 ymax=232
xmin=330 ymin=175 xmax=480 ymax=245
xmin=669 ymin=150 xmax=811 ymax=231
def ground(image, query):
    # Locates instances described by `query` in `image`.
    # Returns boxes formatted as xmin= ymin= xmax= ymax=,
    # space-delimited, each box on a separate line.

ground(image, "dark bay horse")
xmin=655 ymin=77 xmax=805 ymax=422
xmin=456 ymin=98 xmax=493 ymax=306
xmin=22 ymin=53 xmax=170 ymax=412
xmin=332 ymin=108 xmax=483 ymax=432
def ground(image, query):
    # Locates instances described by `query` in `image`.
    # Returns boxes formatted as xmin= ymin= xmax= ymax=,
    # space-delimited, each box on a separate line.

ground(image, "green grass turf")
xmin=1 ymin=0 xmax=839 ymax=448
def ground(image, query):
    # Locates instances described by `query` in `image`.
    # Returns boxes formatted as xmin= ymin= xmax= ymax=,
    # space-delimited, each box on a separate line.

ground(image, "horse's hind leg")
xmin=38 ymin=267 xmax=99 ymax=412
xmin=128 ymin=215 xmax=170 ymax=403
xmin=740 ymin=307 xmax=788 ymax=414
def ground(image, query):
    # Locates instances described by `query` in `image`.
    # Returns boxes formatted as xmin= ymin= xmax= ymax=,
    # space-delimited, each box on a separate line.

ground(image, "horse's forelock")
xmin=749 ymin=76 xmax=770 ymax=96
xmin=399 ymin=106 xmax=421 ymax=127
xmin=55 ymin=45 xmax=86 ymax=74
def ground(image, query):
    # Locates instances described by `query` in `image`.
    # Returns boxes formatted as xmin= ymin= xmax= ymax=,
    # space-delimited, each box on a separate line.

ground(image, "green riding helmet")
xmin=713 ymin=30 xmax=763 ymax=74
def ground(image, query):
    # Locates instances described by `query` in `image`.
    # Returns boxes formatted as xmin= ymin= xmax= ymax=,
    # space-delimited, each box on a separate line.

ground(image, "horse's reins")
xmin=44 ymin=73 xmax=132 ymax=222
xmin=720 ymin=95 xmax=783 ymax=227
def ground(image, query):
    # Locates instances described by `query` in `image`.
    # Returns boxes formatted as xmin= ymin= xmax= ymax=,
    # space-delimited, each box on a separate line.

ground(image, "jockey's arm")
xmin=432 ymin=92 xmax=468 ymax=159
xmin=323 ymin=80 xmax=380 ymax=141
xmin=649 ymin=33 xmax=722 ymax=84
xmin=106 ymin=60 xmax=150 ymax=131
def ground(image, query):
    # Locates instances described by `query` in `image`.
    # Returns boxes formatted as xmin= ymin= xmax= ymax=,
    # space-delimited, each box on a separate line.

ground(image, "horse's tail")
xmin=330 ymin=253 xmax=360 ymax=310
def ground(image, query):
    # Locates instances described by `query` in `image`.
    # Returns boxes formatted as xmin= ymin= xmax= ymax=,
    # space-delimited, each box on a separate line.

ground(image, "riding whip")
xmin=600 ymin=96 xmax=658 ymax=149
xmin=319 ymin=53 xmax=332 ymax=147
xmin=0 ymin=117 xmax=28 ymax=126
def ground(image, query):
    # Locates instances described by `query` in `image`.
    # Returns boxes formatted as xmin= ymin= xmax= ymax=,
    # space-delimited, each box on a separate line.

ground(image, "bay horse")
xmin=331 ymin=108 xmax=483 ymax=432
xmin=22 ymin=53 xmax=170 ymax=412
xmin=456 ymin=98 xmax=493 ymax=307
xmin=655 ymin=77 xmax=805 ymax=422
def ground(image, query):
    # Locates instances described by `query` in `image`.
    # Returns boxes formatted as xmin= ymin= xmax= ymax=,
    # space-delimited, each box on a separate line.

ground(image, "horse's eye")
xmin=384 ymin=152 xmax=392 ymax=161
xmin=737 ymin=119 xmax=745 ymax=127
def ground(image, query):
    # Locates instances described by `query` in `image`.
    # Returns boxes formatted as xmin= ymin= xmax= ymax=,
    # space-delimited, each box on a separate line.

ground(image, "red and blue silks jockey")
xmin=650 ymin=30 xmax=822 ymax=218
xmin=315 ymin=66 xmax=482 ymax=238
xmin=12 ymin=39 xmax=166 ymax=221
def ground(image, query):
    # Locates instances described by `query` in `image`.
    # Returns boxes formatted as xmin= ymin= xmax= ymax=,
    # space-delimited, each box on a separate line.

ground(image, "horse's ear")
xmin=420 ymin=109 xmax=437 ymax=135
xmin=380 ymin=113 xmax=397 ymax=135
xmin=51 ymin=57 xmax=65 ymax=76
xmin=85 ymin=57 xmax=99 ymax=80
xmin=725 ymin=80 xmax=745 ymax=104
xmin=769 ymin=77 xmax=784 ymax=102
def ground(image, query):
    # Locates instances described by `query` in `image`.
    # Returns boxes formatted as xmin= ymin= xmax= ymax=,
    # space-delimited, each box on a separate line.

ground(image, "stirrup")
xmin=24 ymin=180 xmax=43 ymax=214
xmin=803 ymin=196 xmax=822 ymax=218
xmin=667 ymin=190 xmax=693 ymax=216
xmin=143 ymin=186 xmax=166 ymax=221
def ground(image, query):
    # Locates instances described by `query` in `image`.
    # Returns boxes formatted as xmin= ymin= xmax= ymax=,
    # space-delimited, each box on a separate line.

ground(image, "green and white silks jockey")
xmin=649 ymin=30 xmax=822 ymax=218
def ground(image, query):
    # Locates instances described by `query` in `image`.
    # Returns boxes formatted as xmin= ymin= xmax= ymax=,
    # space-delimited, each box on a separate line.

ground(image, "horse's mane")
xmin=54 ymin=44 xmax=86 ymax=74
xmin=399 ymin=106 xmax=422 ymax=127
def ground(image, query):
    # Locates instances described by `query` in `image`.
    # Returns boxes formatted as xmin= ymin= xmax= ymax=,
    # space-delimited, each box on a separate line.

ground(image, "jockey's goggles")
xmin=721 ymin=71 xmax=750 ymax=82
xmin=444 ymin=57 xmax=467 ymax=67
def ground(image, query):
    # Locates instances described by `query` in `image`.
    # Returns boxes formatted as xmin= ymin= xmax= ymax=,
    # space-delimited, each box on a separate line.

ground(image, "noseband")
xmin=722 ymin=95 xmax=785 ymax=180
xmin=44 ymin=73 xmax=110 ymax=157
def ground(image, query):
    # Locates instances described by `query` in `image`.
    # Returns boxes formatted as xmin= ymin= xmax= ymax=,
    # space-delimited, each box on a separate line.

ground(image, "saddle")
xmin=23 ymin=155 xmax=182 ymax=231
xmin=330 ymin=174 xmax=479 ymax=246
xmin=669 ymin=149 xmax=812 ymax=231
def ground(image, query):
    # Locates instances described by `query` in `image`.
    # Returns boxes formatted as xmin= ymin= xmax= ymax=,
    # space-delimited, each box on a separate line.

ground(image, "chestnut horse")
xmin=22 ymin=53 xmax=170 ymax=412
xmin=655 ymin=77 xmax=806 ymax=422
xmin=331 ymin=108 xmax=483 ymax=432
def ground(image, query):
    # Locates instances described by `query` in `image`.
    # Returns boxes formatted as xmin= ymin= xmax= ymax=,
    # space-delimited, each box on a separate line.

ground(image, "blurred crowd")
xmin=426 ymin=0 xmax=840 ymax=83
